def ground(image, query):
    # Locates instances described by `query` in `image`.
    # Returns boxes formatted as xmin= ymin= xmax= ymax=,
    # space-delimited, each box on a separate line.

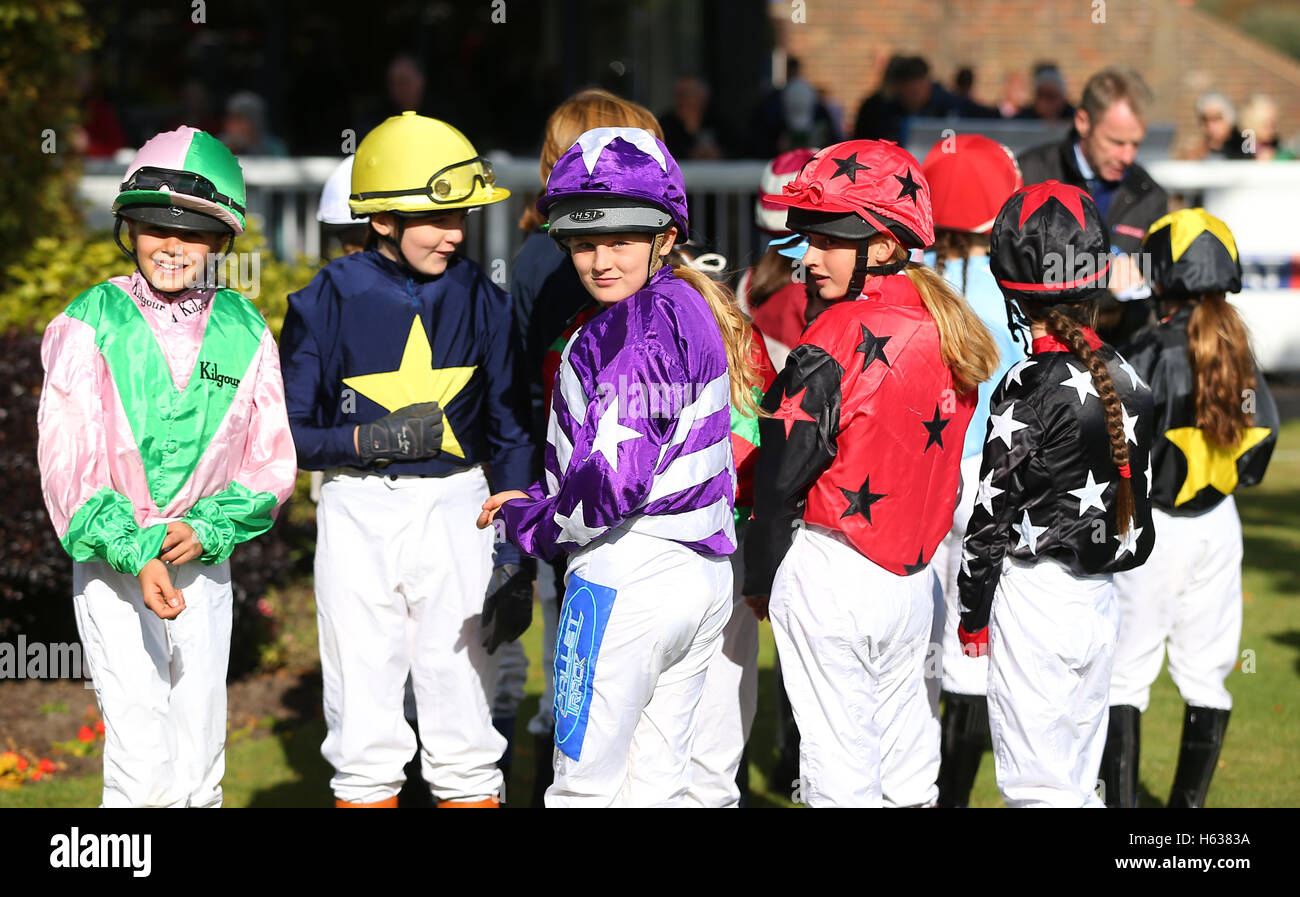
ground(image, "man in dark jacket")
xmin=1018 ymin=67 xmax=1169 ymax=341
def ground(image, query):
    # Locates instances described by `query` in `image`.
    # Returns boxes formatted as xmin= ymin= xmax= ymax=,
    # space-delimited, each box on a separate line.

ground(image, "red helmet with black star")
xmin=762 ymin=139 xmax=935 ymax=249
xmin=990 ymin=180 xmax=1111 ymax=307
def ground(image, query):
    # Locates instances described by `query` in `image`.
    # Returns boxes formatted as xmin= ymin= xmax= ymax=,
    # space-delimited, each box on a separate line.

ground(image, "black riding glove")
xmin=357 ymin=402 xmax=444 ymax=464
xmin=481 ymin=560 xmax=536 ymax=655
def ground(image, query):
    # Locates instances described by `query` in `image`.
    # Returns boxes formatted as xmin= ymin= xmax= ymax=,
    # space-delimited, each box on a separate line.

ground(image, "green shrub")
xmin=0 ymin=2 xmax=97 ymax=289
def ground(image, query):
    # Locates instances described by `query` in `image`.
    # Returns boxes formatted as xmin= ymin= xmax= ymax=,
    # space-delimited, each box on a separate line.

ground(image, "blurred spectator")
xmin=853 ymin=55 xmax=919 ymax=143
xmin=387 ymin=53 xmax=427 ymax=114
xmin=73 ymin=66 xmax=125 ymax=159
xmin=169 ymin=80 xmax=223 ymax=137
xmin=997 ymin=70 xmax=1030 ymax=118
xmin=748 ymin=60 xmax=841 ymax=158
xmin=361 ymin=53 xmax=452 ymax=131
xmin=660 ymin=76 xmax=733 ymax=159
xmin=1239 ymin=94 xmax=1295 ymax=161
xmin=954 ymin=66 xmax=976 ymax=101
xmin=778 ymin=59 xmax=841 ymax=150
xmin=781 ymin=59 xmax=818 ymax=144
xmin=816 ymin=86 xmax=845 ymax=143
xmin=1014 ymin=64 xmax=1075 ymax=121
xmin=222 ymin=91 xmax=288 ymax=156
xmin=946 ymin=66 xmax=1000 ymax=119
xmin=1190 ymin=93 xmax=1250 ymax=160
xmin=855 ymin=55 xmax=993 ymax=144
xmin=1018 ymin=68 xmax=1169 ymax=342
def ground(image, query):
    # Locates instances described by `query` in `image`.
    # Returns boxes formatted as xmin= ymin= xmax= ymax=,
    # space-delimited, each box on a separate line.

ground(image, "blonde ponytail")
xmin=893 ymin=247 xmax=999 ymax=394
xmin=672 ymin=266 xmax=766 ymax=418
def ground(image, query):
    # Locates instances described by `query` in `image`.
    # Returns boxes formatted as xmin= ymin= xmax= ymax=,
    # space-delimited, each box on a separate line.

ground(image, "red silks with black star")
xmin=746 ymin=274 xmax=975 ymax=590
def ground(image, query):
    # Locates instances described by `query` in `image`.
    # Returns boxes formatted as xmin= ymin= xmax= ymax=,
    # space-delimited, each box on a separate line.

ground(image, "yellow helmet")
xmin=349 ymin=112 xmax=510 ymax=216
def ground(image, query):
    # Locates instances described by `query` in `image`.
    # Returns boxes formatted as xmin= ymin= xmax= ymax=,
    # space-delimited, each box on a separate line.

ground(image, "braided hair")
xmin=1041 ymin=304 xmax=1135 ymax=535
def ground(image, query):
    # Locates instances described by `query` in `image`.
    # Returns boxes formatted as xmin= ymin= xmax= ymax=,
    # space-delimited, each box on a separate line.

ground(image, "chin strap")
xmin=846 ymin=241 xmax=907 ymax=298
xmin=1005 ymin=295 xmax=1032 ymax=348
xmin=648 ymin=232 xmax=667 ymax=277
xmin=375 ymin=217 xmax=419 ymax=274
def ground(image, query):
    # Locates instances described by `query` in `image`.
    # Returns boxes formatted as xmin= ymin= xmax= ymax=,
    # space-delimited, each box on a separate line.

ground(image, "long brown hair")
xmin=519 ymin=89 xmax=663 ymax=232
xmin=888 ymin=245 xmax=999 ymax=394
xmin=1184 ymin=292 xmax=1257 ymax=447
xmin=745 ymin=246 xmax=796 ymax=310
xmin=1042 ymin=306 xmax=1135 ymax=534
xmin=673 ymin=265 xmax=765 ymax=418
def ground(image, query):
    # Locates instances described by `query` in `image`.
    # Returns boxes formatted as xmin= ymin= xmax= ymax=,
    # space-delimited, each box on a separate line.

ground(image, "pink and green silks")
xmin=37 ymin=272 xmax=297 ymax=576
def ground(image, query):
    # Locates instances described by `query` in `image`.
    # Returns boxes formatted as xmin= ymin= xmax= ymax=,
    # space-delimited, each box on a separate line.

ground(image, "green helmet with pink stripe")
xmin=113 ymin=126 xmax=246 ymax=235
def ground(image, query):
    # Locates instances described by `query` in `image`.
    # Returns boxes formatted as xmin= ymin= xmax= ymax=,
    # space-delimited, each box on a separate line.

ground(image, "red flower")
xmin=256 ymin=597 xmax=274 ymax=618
xmin=16 ymin=757 xmax=28 ymax=772
xmin=94 ymin=720 xmax=106 ymax=735
xmin=39 ymin=758 xmax=55 ymax=773
xmin=77 ymin=725 xmax=95 ymax=742
xmin=30 ymin=769 xmax=43 ymax=782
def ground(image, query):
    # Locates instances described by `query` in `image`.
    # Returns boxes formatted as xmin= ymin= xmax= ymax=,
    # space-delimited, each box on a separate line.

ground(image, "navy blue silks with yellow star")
xmin=279 ymin=249 xmax=534 ymax=559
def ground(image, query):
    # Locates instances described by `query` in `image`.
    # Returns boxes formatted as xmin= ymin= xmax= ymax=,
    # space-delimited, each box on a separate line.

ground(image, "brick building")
xmin=771 ymin=0 xmax=1300 ymax=153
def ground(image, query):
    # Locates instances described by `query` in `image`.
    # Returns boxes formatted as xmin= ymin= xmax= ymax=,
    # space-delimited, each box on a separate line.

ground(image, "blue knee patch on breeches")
xmin=553 ymin=574 xmax=616 ymax=762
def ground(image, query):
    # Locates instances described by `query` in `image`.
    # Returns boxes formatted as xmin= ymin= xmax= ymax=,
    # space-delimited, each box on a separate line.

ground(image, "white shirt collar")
xmin=1073 ymin=142 xmax=1096 ymax=181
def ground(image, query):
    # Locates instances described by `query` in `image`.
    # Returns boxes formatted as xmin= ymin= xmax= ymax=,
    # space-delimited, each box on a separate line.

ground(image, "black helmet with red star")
xmin=991 ymin=180 xmax=1111 ymax=336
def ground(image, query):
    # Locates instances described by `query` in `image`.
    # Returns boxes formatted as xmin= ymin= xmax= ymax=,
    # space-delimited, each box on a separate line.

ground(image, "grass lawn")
xmin=5 ymin=421 xmax=1296 ymax=808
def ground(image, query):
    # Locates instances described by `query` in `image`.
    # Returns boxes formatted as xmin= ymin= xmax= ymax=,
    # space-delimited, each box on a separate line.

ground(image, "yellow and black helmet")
xmin=1143 ymin=208 xmax=1241 ymax=297
xmin=349 ymin=112 xmax=509 ymax=217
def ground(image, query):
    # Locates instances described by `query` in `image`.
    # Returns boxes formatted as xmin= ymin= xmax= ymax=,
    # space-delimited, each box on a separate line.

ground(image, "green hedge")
xmin=0 ymin=2 xmax=96 ymax=290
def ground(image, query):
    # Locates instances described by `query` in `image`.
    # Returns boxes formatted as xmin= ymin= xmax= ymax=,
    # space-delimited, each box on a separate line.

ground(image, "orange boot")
xmin=335 ymin=796 xmax=399 ymax=808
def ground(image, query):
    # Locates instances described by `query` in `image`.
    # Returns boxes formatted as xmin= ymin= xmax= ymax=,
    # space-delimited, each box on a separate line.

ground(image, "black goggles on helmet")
xmin=120 ymin=166 xmax=246 ymax=216
xmin=351 ymin=156 xmax=497 ymax=205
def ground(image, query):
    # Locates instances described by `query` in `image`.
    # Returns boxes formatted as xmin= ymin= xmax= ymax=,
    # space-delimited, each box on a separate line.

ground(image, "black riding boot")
xmin=936 ymin=691 xmax=989 ymax=808
xmin=1099 ymin=704 xmax=1141 ymax=808
xmin=1167 ymin=704 xmax=1230 ymax=808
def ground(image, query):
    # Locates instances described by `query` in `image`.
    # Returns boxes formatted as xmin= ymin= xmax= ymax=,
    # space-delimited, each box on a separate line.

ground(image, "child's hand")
xmin=138 ymin=559 xmax=186 ymax=620
xmin=476 ymin=491 xmax=529 ymax=529
xmin=159 ymin=522 xmax=203 ymax=565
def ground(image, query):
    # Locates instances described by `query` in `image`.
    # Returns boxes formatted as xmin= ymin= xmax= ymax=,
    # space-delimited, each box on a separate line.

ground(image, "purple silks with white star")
xmin=497 ymin=267 xmax=736 ymax=563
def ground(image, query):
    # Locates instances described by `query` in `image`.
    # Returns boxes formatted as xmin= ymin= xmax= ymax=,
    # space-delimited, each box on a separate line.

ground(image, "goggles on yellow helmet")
xmin=350 ymin=155 xmax=496 ymax=208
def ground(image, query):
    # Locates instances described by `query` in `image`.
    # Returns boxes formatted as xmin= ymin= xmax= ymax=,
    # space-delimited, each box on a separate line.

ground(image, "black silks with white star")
xmin=957 ymin=342 xmax=1157 ymax=635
